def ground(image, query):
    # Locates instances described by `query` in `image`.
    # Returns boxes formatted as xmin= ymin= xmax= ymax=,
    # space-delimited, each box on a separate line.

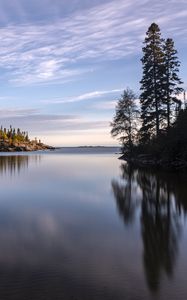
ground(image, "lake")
xmin=0 ymin=148 xmax=187 ymax=300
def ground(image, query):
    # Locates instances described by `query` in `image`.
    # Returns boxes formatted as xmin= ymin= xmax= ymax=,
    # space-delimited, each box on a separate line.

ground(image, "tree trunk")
xmin=153 ymin=34 xmax=160 ymax=137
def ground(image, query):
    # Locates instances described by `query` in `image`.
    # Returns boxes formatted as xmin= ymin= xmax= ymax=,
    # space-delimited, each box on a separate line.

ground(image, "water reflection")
xmin=112 ymin=164 xmax=186 ymax=292
xmin=0 ymin=155 xmax=41 ymax=175
xmin=111 ymin=164 xmax=138 ymax=225
xmin=0 ymin=152 xmax=186 ymax=299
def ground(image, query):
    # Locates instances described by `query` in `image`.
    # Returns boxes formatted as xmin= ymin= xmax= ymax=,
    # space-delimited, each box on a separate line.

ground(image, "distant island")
xmin=0 ymin=126 xmax=54 ymax=152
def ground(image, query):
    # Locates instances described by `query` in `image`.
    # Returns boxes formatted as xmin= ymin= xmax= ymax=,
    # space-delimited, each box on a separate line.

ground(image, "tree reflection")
xmin=0 ymin=155 xmax=41 ymax=175
xmin=111 ymin=164 xmax=138 ymax=225
xmin=112 ymin=164 xmax=185 ymax=292
xmin=138 ymin=170 xmax=180 ymax=292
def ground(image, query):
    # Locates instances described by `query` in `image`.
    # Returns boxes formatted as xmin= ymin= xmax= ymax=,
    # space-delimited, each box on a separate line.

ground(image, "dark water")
xmin=0 ymin=149 xmax=187 ymax=300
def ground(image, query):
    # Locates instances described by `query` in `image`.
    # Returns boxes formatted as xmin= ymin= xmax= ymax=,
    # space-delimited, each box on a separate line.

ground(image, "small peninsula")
xmin=111 ymin=23 xmax=187 ymax=171
xmin=0 ymin=126 xmax=54 ymax=152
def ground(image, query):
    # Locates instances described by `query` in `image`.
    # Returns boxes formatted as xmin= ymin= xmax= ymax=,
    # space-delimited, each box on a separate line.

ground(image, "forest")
xmin=0 ymin=125 xmax=53 ymax=152
xmin=0 ymin=126 xmax=30 ymax=143
xmin=111 ymin=23 xmax=187 ymax=168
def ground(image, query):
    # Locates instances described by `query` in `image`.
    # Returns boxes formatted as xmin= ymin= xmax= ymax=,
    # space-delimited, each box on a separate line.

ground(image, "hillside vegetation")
xmin=0 ymin=126 xmax=53 ymax=152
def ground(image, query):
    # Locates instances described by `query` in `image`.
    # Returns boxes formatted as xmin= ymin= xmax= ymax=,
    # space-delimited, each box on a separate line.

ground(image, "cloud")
xmin=0 ymin=109 xmax=78 ymax=123
xmin=0 ymin=108 xmax=39 ymax=117
xmin=0 ymin=0 xmax=110 ymax=24
xmin=0 ymin=108 xmax=109 ymax=134
xmin=43 ymin=89 xmax=123 ymax=104
xmin=0 ymin=0 xmax=186 ymax=85
xmin=93 ymin=101 xmax=117 ymax=110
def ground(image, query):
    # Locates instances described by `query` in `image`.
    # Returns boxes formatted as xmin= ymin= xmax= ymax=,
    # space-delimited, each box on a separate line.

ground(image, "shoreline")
xmin=119 ymin=154 xmax=187 ymax=171
xmin=0 ymin=141 xmax=55 ymax=152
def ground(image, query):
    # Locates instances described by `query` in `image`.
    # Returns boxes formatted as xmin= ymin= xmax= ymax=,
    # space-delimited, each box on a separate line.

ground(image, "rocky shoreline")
xmin=0 ymin=140 xmax=55 ymax=152
xmin=119 ymin=153 xmax=187 ymax=171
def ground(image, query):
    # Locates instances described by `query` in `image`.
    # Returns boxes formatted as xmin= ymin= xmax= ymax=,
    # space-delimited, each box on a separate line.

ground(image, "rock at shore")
xmin=0 ymin=140 xmax=55 ymax=152
xmin=119 ymin=153 xmax=187 ymax=171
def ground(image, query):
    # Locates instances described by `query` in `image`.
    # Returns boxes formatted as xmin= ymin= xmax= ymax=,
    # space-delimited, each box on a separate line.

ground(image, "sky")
xmin=0 ymin=0 xmax=186 ymax=146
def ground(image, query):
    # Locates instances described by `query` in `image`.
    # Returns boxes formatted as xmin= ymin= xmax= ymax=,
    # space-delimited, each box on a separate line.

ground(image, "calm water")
xmin=0 ymin=148 xmax=187 ymax=300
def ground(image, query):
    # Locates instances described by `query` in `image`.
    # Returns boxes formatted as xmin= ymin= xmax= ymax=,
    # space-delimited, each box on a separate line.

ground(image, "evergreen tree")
xmin=140 ymin=23 xmax=165 ymax=143
xmin=111 ymin=88 xmax=138 ymax=153
xmin=163 ymin=38 xmax=183 ymax=129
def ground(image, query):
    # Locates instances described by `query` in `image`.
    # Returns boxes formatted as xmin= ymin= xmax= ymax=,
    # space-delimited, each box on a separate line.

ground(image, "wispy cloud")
xmin=0 ymin=0 xmax=186 ymax=85
xmin=0 ymin=108 xmax=38 ymax=117
xmin=42 ymin=89 xmax=123 ymax=104
xmin=0 ymin=108 xmax=109 ymax=133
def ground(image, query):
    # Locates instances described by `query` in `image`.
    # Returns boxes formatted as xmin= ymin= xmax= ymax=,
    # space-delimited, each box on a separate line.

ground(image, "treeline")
xmin=0 ymin=125 xmax=29 ymax=143
xmin=111 ymin=23 xmax=187 ymax=162
xmin=0 ymin=125 xmax=41 ymax=145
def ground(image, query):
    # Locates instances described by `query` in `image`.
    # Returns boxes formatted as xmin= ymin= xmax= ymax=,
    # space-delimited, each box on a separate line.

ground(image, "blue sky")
xmin=0 ymin=0 xmax=186 ymax=146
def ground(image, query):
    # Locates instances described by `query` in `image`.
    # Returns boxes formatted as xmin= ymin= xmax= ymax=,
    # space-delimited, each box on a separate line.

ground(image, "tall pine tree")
xmin=140 ymin=23 xmax=165 ymax=143
xmin=163 ymin=38 xmax=183 ymax=129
